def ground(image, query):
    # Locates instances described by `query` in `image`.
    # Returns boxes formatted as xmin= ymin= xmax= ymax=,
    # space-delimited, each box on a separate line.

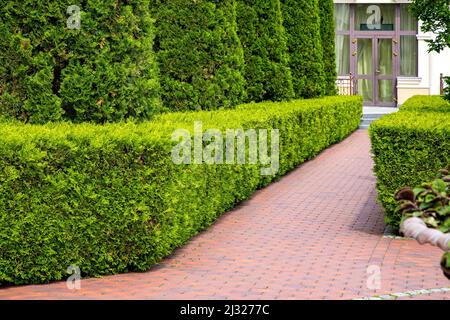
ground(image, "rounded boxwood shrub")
xmin=399 ymin=95 xmax=450 ymax=113
xmin=318 ymin=0 xmax=337 ymax=96
xmin=236 ymin=0 xmax=294 ymax=102
xmin=0 ymin=0 xmax=160 ymax=124
xmin=152 ymin=0 xmax=246 ymax=111
xmin=281 ymin=0 xmax=325 ymax=98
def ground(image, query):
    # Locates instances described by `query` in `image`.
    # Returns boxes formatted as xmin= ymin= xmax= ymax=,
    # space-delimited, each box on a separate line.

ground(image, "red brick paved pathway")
xmin=0 ymin=130 xmax=448 ymax=300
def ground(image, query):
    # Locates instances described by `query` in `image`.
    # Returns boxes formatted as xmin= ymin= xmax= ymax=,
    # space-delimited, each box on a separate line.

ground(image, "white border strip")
xmin=354 ymin=287 xmax=450 ymax=300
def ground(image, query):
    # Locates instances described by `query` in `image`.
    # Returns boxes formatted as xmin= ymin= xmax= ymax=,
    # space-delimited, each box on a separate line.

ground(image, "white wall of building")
xmin=429 ymin=46 xmax=450 ymax=95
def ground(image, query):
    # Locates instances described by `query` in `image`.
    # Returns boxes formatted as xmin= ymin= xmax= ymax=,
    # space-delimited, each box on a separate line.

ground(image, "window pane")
xmin=334 ymin=4 xmax=350 ymax=31
xmin=378 ymin=80 xmax=394 ymax=103
xmin=400 ymin=36 xmax=418 ymax=76
xmin=355 ymin=4 xmax=395 ymax=31
xmin=358 ymin=79 xmax=373 ymax=102
xmin=400 ymin=4 xmax=418 ymax=31
xmin=335 ymin=35 xmax=350 ymax=75
xmin=357 ymin=38 xmax=372 ymax=75
xmin=378 ymin=39 xmax=393 ymax=76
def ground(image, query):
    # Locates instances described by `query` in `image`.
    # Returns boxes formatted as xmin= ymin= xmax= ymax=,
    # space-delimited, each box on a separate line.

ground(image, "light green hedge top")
xmin=400 ymin=95 xmax=450 ymax=113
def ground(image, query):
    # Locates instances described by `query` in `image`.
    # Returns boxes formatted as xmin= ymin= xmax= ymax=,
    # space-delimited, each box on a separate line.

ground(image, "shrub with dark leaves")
xmin=395 ymin=166 xmax=450 ymax=232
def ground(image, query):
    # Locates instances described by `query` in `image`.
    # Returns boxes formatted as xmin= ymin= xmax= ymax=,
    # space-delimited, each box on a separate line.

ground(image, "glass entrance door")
xmin=355 ymin=37 xmax=396 ymax=106
xmin=356 ymin=37 xmax=373 ymax=103
xmin=376 ymin=37 xmax=396 ymax=106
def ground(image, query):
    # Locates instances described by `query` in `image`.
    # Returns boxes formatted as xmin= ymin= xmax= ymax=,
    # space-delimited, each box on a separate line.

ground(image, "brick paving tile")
xmin=0 ymin=130 xmax=448 ymax=300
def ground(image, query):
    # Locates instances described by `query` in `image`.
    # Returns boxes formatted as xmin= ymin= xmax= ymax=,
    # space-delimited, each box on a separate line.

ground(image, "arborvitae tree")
xmin=281 ymin=0 xmax=325 ymax=98
xmin=236 ymin=0 xmax=294 ymax=102
xmin=153 ymin=0 xmax=246 ymax=111
xmin=0 ymin=0 xmax=160 ymax=124
xmin=318 ymin=0 xmax=337 ymax=96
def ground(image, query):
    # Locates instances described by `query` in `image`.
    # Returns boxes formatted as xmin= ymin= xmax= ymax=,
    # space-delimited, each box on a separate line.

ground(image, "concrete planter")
xmin=401 ymin=217 xmax=450 ymax=280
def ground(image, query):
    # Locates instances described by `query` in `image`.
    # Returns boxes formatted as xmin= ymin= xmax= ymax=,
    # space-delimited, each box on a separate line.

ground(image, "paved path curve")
xmin=0 ymin=130 xmax=448 ymax=300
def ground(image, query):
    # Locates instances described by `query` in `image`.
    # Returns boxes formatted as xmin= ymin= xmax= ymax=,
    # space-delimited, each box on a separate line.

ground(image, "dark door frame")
xmin=353 ymin=35 xmax=398 ymax=107
xmin=349 ymin=4 xmax=401 ymax=107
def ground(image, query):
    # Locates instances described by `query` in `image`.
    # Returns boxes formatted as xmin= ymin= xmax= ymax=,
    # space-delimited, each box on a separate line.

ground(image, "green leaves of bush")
xmin=236 ymin=0 xmax=294 ymax=103
xmin=370 ymin=96 xmax=450 ymax=230
xmin=444 ymin=78 xmax=450 ymax=103
xmin=318 ymin=0 xmax=337 ymax=96
xmin=281 ymin=0 xmax=326 ymax=98
xmin=0 ymin=96 xmax=362 ymax=285
xmin=395 ymin=167 xmax=450 ymax=232
xmin=1 ymin=0 xmax=339 ymax=120
xmin=0 ymin=0 xmax=161 ymax=124
xmin=442 ymin=254 xmax=450 ymax=279
xmin=152 ymin=0 xmax=246 ymax=111
xmin=399 ymin=95 xmax=450 ymax=113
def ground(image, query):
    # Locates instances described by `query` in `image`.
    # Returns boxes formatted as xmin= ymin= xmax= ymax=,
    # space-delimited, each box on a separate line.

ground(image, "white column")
xmin=416 ymin=21 xmax=433 ymax=91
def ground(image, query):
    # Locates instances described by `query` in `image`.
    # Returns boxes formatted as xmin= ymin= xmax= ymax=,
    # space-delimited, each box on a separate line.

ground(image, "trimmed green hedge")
xmin=0 ymin=0 xmax=160 ymax=124
xmin=152 ymin=0 xmax=246 ymax=111
xmin=236 ymin=0 xmax=294 ymax=102
xmin=0 ymin=95 xmax=362 ymax=285
xmin=400 ymin=95 xmax=450 ymax=113
xmin=370 ymin=96 xmax=450 ymax=230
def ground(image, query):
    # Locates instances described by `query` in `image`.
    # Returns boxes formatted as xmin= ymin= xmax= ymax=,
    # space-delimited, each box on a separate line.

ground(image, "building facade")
xmin=334 ymin=0 xmax=450 ymax=106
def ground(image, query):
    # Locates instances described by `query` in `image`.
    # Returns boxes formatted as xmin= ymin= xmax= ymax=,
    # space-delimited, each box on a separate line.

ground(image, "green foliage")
xmin=152 ymin=0 xmax=246 ymax=111
xmin=395 ymin=167 xmax=450 ymax=232
xmin=369 ymin=96 xmax=450 ymax=230
xmin=281 ymin=0 xmax=325 ymax=98
xmin=0 ymin=95 xmax=362 ymax=284
xmin=410 ymin=0 xmax=450 ymax=53
xmin=236 ymin=0 xmax=294 ymax=102
xmin=318 ymin=0 xmax=337 ymax=96
xmin=445 ymin=78 xmax=450 ymax=102
xmin=400 ymin=95 xmax=450 ymax=113
xmin=0 ymin=0 xmax=160 ymax=124
xmin=442 ymin=253 xmax=450 ymax=279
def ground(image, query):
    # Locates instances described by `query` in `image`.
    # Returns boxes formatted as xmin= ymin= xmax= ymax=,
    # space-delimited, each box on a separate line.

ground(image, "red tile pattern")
xmin=0 ymin=130 xmax=448 ymax=300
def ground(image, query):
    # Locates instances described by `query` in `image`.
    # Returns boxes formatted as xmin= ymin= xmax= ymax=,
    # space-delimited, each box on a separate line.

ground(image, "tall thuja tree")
xmin=281 ymin=0 xmax=325 ymax=98
xmin=411 ymin=0 xmax=450 ymax=101
xmin=0 ymin=0 xmax=160 ymax=124
xmin=236 ymin=0 xmax=294 ymax=102
xmin=318 ymin=0 xmax=337 ymax=96
xmin=152 ymin=0 xmax=246 ymax=111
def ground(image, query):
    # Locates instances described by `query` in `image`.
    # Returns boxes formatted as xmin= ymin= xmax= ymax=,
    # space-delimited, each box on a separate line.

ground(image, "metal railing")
xmin=337 ymin=74 xmax=450 ymax=96
xmin=336 ymin=73 xmax=356 ymax=96
xmin=440 ymin=73 xmax=449 ymax=95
